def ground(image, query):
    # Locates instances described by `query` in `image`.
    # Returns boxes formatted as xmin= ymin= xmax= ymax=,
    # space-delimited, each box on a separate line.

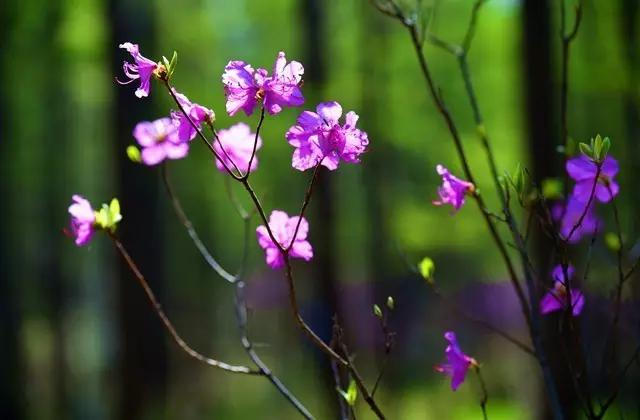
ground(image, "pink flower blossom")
xmin=256 ymin=210 xmax=313 ymax=269
xmin=433 ymin=165 xmax=475 ymax=212
xmin=286 ymin=101 xmax=369 ymax=171
xmin=435 ymin=331 xmax=476 ymax=391
xmin=117 ymin=42 xmax=158 ymax=98
xmin=566 ymin=155 xmax=619 ymax=203
xmin=133 ymin=117 xmax=189 ymax=166
xmin=68 ymin=195 xmax=95 ymax=246
xmin=540 ymin=265 xmax=585 ymax=316
xmin=171 ymin=88 xmax=215 ymax=142
xmin=222 ymin=51 xmax=304 ymax=116
xmin=552 ymin=197 xmax=600 ymax=243
xmin=213 ymin=123 xmax=262 ymax=174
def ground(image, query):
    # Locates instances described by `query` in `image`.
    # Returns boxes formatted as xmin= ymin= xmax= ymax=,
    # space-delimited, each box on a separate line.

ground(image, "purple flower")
xmin=68 ymin=195 xmax=95 ymax=246
xmin=256 ymin=210 xmax=313 ymax=269
xmin=262 ymin=51 xmax=305 ymax=115
xmin=566 ymin=155 xmax=619 ymax=203
xmin=540 ymin=265 xmax=585 ymax=316
xmin=552 ymin=197 xmax=600 ymax=243
xmin=432 ymin=165 xmax=475 ymax=212
xmin=222 ymin=51 xmax=304 ymax=116
xmin=213 ymin=123 xmax=262 ymax=174
xmin=117 ymin=42 xmax=158 ymax=98
xmin=434 ymin=331 xmax=476 ymax=391
xmin=171 ymin=89 xmax=215 ymax=142
xmin=133 ymin=117 xmax=189 ymax=166
xmin=286 ymin=101 xmax=369 ymax=171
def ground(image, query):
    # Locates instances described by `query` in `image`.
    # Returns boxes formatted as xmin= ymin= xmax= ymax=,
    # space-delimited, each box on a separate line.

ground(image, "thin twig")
xmin=242 ymin=106 xmax=266 ymax=181
xmin=161 ymin=164 xmax=236 ymax=283
xmin=109 ymin=233 xmax=259 ymax=375
xmin=474 ymin=366 xmax=489 ymax=420
xmin=162 ymin=79 xmax=242 ymax=180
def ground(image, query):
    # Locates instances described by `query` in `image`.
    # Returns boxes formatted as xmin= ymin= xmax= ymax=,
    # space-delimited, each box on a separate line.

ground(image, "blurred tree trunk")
xmin=42 ymin=3 xmax=68 ymax=418
xmin=299 ymin=0 xmax=342 ymax=416
xmin=108 ymin=2 xmax=168 ymax=419
xmin=360 ymin=0 xmax=393 ymax=393
xmin=619 ymin=1 xmax=640 ymax=415
xmin=522 ymin=1 xmax=577 ymax=419
xmin=0 ymin=5 xmax=24 ymax=419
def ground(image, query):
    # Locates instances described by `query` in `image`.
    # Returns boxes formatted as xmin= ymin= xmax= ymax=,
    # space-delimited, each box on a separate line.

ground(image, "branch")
xmin=162 ymin=79 xmax=242 ymax=180
xmin=474 ymin=366 xmax=489 ymax=420
xmin=161 ymin=164 xmax=236 ymax=283
xmin=242 ymin=106 xmax=266 ymax=181
xmin=596 ymin=346 xmax=640 ymax=419
xmin=109 ymin=233 xmax=260 ymax=375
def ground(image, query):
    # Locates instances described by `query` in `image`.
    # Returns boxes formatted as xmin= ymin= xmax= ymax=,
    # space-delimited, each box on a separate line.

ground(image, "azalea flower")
xmin=117 ymin=42 xmax=158 ymax=98
xmin=133 ymin=117 xmax=189 ymax=166
xmin=213 ymin=123 xmax=262 ymax=174
xmin=171 ymin=89 xmax=215 ymax=142
xmin=256 ymin=210 xmax=313 ymax=269
xmin=540 ymin=265 xmax=585 ymax=316
xmin=286 ymin=101 xmax=369 ymax=171
xmin=68 ymin=195 xmax=96 ymax=246
xmin=566 ymin=155 xmax=619 ymax=203
xmin=552 ymin=197 xmax=600 ymax=243
xmin=433 ymin=165 xmax=475 ymax=212
xmin=222 ymin=51 xmax=304 ymax=116
xmin=435 ymin=331 xmax=476 ymax=391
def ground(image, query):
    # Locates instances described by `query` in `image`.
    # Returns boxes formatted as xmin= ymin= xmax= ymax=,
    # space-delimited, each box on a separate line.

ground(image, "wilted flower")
xmin=222 ymin=51 xmax=304 ymax=116
xmin=117 ymin=42 xmax=158 ymax=98
xmin=540 ymin=265 xmax=585 ymax=316
xmin=68 ymin=195 xmax=96 ymax=246
xmin=171 ymin=89 xmax=215 ymax=142
xmin=435 ymin=331 xmax=476 ymax=391
xmin=256 ymin=210 xmax=313 ymax=269
xmin=133 ymin=117 xmax=189 ymax=166
xmin=566 ymin=155 xmax=619 ymax=203
xmin=213 ymin=123 xmax=262 ymax=174
xmin=286 ymin=101 xmax=369 ymax=171
xmin=552 ymin=197 xmax=600 ymax=243
xmin=433 ymin=165 xmax=475 ymax=212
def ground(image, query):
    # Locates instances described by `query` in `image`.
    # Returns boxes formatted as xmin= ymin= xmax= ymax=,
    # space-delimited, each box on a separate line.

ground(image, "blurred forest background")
xmin=1 ymin=0 xmax=640 ymax=418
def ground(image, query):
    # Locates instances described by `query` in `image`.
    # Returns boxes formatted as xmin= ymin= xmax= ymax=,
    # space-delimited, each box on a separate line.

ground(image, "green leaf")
xmin=169 ymin=50 xmax=178 ymax=77
xmin=338 ymin=379 xmax=357 ymax=406
xmin=418 ymin=257 xmax=435 ymax=284
xmin=373 ymin=304 xmax=383 ymax=319
xmin=605 ymin=232 xmax=621 ymax=252
xmin=126 ymin=145 xmax=141 ymax=163
xmin=541 ymin=178 xmax=563 ymax=200
xmin=386 ymin=296 xmax=395 ymax=310
xmin=601 ymin=136 xmax=611 ymax=160
xmin=578 ymin=142 xmax=592 ymax=158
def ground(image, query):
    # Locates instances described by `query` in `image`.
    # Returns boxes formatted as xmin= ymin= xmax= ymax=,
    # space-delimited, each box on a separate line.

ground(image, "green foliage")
xmin=418 ymin=257 xmax=435 ymax=284
xmin=94 ymin=198 xmax=122 ymax=232
xmin=337 ymin=379 xmax=358 ymax=407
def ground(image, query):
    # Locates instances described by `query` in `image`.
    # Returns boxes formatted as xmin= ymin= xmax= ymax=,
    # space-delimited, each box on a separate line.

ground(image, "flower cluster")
xmin=286 ymin=102 xmax=369 ymax=171
xmin=222 ymin=51 xmax=304 ymax=116
xmin=112 ymin=44 xmax=370 ymax=268
xmin=554 ymin=154 xmax=619 ymax=243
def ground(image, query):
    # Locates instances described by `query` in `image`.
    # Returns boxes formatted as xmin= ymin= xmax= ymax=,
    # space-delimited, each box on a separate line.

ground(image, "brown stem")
xmin=474 ymin=366 xmax=489 ymax=420
xmin=287 ymin=162 xmax=323 ymax=251
xmin=109 ymin=233 xmax=260 ymax=375
xmin=162 ymin=79 xmax=242 ymax=180
xmin=242 ymin=106 xmax=266 ymax=181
